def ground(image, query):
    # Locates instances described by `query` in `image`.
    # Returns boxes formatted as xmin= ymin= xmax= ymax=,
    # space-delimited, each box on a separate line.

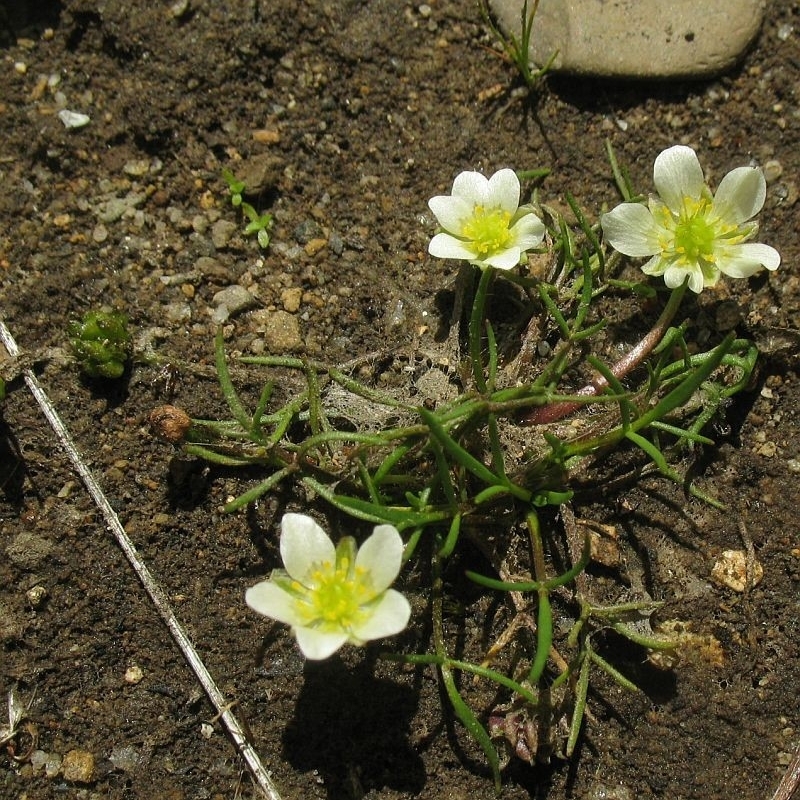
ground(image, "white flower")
xmin=428 ymin=168 xmax=546 ymax=270
xmin=600 ymin=145 xmax=780 ymax=294
xmin=245 ymin=513 xmax=411 ymax=660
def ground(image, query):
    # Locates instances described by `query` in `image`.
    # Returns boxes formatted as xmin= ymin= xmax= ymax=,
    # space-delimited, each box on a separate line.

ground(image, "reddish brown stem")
xmin=521 ymin=285 xmax=687 ymax=426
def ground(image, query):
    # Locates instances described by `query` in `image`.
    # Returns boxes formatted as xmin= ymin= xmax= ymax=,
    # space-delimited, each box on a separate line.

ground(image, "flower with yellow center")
xmin=601 ymin=145 xmax=780 ymax=294
xmin=245 ymin=513 xmax=411 ymax=660
xmin=428 ymin=168 xmax=545 ymax=270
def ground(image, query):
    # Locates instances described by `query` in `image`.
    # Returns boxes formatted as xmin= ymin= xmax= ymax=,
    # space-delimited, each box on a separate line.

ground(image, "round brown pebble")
xmin=149 ymin=405 xmax=192 ymax=443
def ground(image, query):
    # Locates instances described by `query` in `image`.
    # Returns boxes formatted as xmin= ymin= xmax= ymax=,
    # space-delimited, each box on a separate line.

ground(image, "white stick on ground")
xmin=0 ymin=317 xmax=282 ymax=800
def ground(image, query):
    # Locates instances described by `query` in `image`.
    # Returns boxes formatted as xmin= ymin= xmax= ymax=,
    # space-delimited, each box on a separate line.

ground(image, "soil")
xmin=1 ymin=1 xmax=800 ymax=799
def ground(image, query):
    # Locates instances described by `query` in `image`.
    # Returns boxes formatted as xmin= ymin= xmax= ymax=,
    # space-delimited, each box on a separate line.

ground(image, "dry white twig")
xmin=0 ymin=317 xmax=282 ymax=800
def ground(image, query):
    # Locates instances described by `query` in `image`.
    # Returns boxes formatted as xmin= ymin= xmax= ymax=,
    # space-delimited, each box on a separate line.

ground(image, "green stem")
xmin=469 ymin=267 xmax=495 ymax=394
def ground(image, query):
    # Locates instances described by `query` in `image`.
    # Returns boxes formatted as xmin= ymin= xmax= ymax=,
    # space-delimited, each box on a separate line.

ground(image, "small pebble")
xmin=31 ymin=749 xmax=62 ymax=778
xmin=61 ymin=749 xmax=96 ymax=784
xmin=211 ymin=285 xmax=258 ymax=322
xmin=169 ymin=0 xmax=191 ymax=18
xmin=149 ymin=405 xmax=192 ymax=443
xmin=123 ymin=159 xmax=151 ymax=177
xmin=252 ymin=309 xmax=303 ymax=353
xmin=711 ymin=549 xmax=763 ymax=592
xmin=211 ymin=219 xmax=238 ymax=248
xmin=763 ymin=159 xmax=783 ymax=182
xmin=281 ymin=287 xmax=303 ymax=313
xmin=304 ymin=237 xmax=327 ymax=256
xmin=109 ymin=745 xmax=141 ymax=773
xmin=57 ymin=109 xmax=91 ymax=129
xmin=124 ymin=664 xmax=144 ymax=684
xmin=26 ymin=585 xmax=48 ymax=609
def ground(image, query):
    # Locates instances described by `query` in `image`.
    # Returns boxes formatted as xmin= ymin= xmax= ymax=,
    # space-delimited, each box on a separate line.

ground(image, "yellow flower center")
xmin=461 ymin=205 xmax=513 ymax=257
xmin=656 ymin=196 xmax=742 ymax=268
xmin=294 ymin=551 xmax=374 ymax=633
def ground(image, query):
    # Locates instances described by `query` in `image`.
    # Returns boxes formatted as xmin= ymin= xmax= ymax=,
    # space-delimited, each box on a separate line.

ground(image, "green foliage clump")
xmin=68 ymin=310 xmax=132 ymax=379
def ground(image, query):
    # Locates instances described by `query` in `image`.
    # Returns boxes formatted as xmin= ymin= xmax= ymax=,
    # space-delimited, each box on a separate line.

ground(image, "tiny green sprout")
xmin=480 ymin=0 xmax=557 ymax=93
xmin=241 ymin=202 xmax=273 ymax=249
xmin=221 ymin=168 xmax=245 ymax=208
xmin=67 ymin=309 xmax=132 ymax=379
xmin=221 ymin=169 xmax=273 ymax=248
xmin=0 ymin=377 xmax=5 ymax=404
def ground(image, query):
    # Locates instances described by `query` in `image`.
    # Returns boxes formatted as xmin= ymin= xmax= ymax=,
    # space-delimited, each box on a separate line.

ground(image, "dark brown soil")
xmin=1 ymin=1 xmax=799 ymax=798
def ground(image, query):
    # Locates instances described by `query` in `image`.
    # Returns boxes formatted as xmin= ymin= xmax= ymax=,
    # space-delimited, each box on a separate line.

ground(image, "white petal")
xmin=601 ymin=203 xmax=660 ymax=257
xmin=294 ymin=627 xmax=349 ymax=660
xmin=280 ymin=513 xmax=335 ymax=583
xmin=428 ymin=194 xmax=473 ymax=233
xmin=712 ymin=166 xmax=766 ymax=224
xmin=451 ymin=171 xmax=490 ymax=205
xmin=483 ymin=247 xmax=521 ymax=270
xmin=511 ymin=213 xmax=546 ymax=250
xmin=486 ymin=169 xmax=521 ymax=214
xmin=428 ymin=232 xmax=476 ymax=261
xmin=663 ymin=264 xmax=706 ymax=293
xmin=719 ymin=242 xmax=781 ymax=278
xmin=654 ymin=146 xmax=705 ymax=208
xmin=355 ymin=524 xmax=403 ymax=594
xmin=640 ymin=254 xmax=666 ymax=276
xmin=245 ymin=579 xmax=305 ymax=627
xmin=351 ymin=590 xmax=411 ymax=642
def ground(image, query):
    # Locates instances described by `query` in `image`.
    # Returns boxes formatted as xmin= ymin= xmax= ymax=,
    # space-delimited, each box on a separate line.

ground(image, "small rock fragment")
xmin=124 ymin=664 xmax=144 ymax=684
xmin=252 ymin=309 xmax=303 ymax=353
xmin=711 ymin=549 xmax=763 ymax=592
xmin=109 ymin=745 xmax=141 ymax=773
xmin=26 ymin=585 xmax=48 ymax=609
xmin=280 ymin=287 xmax=303 ymax=313
xmin=580 ymin=520 xmax=621 ymax=569
xmin=57 ymin=109 xmax=90 ymax=128
xmin=211 ymin=285 xmax=258 ymax=323
xmin=211 ymin=219 xmax=238 ymax=249
xmin=61 ymin=749 xmax=96 ymax=783
xmin=31 ymin=749 xmax=62 ymax=777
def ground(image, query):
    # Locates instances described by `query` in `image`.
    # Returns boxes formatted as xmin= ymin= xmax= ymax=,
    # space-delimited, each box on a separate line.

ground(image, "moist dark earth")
xmin=1 ymin=0 xmax=800 ymax=798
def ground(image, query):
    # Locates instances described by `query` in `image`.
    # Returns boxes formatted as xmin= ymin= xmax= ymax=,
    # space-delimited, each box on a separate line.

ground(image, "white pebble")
xmin=57 ymin=109 xmax=91 ymax=129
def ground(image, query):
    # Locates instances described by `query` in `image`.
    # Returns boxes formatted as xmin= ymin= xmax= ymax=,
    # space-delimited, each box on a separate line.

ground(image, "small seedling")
xmin=241 ymin=204 xmax=273 ymax=249
xmin=480 ymin=0 xmax=558 ymax=92
xmin=67 ymin=309 xmax=132 ymax=379
xmin=222 ymin=168 xmax=245 ymax=207
xmin=222 ymin=169 xmax=273 ymax=249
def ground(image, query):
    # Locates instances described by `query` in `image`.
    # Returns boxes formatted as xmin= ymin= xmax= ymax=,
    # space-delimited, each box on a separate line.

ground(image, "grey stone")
xmin=211 ymin=285 xmax=259 ymax=323
xmin=487 ymin=0 xmax=766 ymax=78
